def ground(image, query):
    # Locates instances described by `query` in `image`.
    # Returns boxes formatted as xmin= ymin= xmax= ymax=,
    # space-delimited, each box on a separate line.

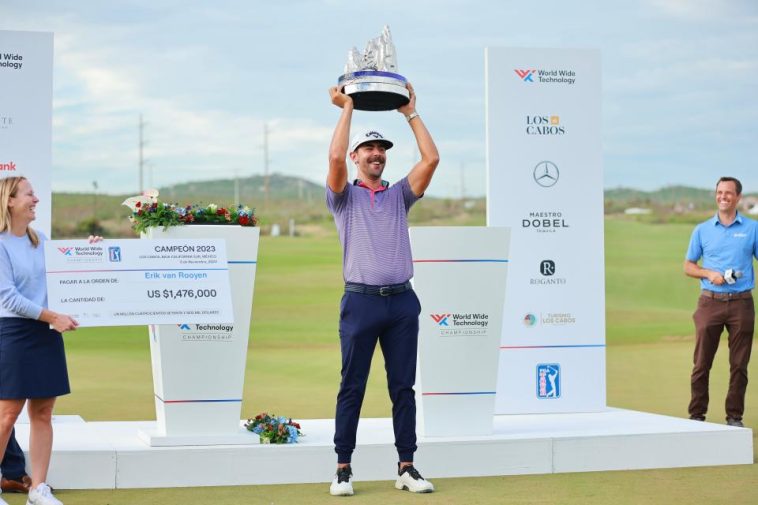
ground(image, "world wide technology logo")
xmin=430 ymin=312 xmax=489 ymax=336
xmin=537 ymin=363 xmax=561 ymax=399
xmin=57 ymin=247 xmax=73 ymax=256
xmin=514 ymin=68 xmax=576 ymax=85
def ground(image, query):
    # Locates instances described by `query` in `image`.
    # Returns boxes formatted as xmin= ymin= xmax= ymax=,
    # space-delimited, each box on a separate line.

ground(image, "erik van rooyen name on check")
xmin=44 ymin=238 xmax=234 ymax=327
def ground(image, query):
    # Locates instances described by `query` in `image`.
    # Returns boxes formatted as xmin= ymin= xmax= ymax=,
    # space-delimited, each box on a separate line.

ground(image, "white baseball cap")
xmin=349 ymin=130 xmax=394 ymax=152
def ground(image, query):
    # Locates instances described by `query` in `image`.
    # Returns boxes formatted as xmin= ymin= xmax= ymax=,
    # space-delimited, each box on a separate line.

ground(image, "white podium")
xmin=410 ymin=227 xmax=510 ymax=436
xmin=138 ymin=225 xmax=259 ymax=446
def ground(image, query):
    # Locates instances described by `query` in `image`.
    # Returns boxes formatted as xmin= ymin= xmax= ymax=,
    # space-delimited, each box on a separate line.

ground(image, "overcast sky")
xmin=2 ymin=0 xmax=757 ymax=197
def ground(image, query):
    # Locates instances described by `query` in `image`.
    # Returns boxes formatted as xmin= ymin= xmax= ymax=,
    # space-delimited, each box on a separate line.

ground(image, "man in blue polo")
xmin=684 ymin=176 xmax=758 ymax=427
xmin=325 ymin=82 xmax=439 ymax=496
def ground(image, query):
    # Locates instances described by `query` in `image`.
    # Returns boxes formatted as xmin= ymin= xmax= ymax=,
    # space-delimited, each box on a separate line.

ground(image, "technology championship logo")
xmin=430 ymin=312 xmax=489 ymax=336
xmin=176 ymin=323 xmax=235 ymax=342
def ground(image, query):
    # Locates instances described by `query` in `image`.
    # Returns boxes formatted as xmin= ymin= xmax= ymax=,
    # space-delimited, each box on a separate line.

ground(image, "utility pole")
xmin=138 ymin=114 xmax=147 ymax=193
xmin=460 ymin=161 xmax=466 ymax=200
xmin=263 ymin=122 xmax=270 ymax=211
xmin=92 ymin=180 xmax=99 ymax=235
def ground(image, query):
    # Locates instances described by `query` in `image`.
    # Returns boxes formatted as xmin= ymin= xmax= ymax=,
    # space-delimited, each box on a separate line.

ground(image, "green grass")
xmin=28 ymin=219 xmax=758 ymax=503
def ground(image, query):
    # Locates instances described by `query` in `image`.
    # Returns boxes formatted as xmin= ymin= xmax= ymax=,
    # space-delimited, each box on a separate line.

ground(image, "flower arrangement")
xmin=123 ymin=189 xmax=258 ymax=234
xmin=245 ymin=412 xmax=303 ymax=444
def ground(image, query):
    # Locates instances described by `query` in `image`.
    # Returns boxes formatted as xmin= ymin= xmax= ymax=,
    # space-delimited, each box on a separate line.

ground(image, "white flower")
xmin=208 ymin=203 xmax=218 ymax=213
xmin=122 ymin=195 xmax=152 ymax=211
xmin=143 ymin=188 xmax=160 ymax=202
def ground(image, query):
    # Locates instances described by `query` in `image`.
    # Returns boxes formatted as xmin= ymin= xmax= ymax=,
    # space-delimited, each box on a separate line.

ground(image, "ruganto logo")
xmin=0 ymin=161 xmax=16 ymax=171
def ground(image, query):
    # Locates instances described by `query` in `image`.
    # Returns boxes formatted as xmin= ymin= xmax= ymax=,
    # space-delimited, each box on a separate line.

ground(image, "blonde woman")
xmin=0 ymin=176 xmax=98 ymax=505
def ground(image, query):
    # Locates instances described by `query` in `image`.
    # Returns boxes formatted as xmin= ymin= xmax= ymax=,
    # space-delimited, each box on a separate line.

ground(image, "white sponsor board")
xmin=0 ymin=30 xmax=53 ymax=236
xmin=140 ymin=225 xmax=259 ymax=446
xmin=486 ymin=47 xmax=606 ymax=413
xmin=45 ymin=239 xmax=234 ymax=326
xmin=411 ymin=226 xmax=510 ymax=436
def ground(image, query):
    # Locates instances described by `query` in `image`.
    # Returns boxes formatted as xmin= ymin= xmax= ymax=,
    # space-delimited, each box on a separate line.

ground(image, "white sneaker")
xmin=329 ymin=465 xmax=354 ymax=496
xmin=27 ymin=483 xmax=63 ymax=505
xmin=1 ymin=488 xmax=8 ymax=505
xmin=395 ymin=464 xmax=434 ymax=493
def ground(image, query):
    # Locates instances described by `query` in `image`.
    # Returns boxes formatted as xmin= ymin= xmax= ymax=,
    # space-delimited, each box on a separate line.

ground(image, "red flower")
xmin=135 ymin=201 xmax=142 ymax=208
xmin=216 ymin=209 xmax=225 ymax=216
xmin=239 ymin=215 xmax=249 ymax=225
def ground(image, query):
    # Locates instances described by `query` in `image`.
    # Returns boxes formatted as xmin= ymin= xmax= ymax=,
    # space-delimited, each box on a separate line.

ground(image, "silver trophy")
xmin=338 ymin=26 xmax=410 ymax=111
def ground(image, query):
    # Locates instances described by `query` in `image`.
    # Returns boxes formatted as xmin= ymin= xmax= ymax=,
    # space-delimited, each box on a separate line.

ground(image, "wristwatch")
xmin=405 ymin=111 xmax=420 ymax=122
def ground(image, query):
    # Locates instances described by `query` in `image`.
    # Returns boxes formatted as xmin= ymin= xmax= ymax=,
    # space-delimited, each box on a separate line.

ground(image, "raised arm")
xmin=398 ymin=83 xmax=440 ymax=197
xmin=327 ymin=86 xmax=354 ymax=193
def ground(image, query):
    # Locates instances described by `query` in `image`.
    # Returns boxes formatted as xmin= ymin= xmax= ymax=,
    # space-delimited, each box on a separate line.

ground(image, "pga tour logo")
xmin=108 ymin=247 xmax=122 ymax=262
xmin=537 ymin=363 xmax=561 ymax=399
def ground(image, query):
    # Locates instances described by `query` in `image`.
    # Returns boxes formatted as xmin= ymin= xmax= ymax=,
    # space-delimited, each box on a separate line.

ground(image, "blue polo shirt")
xmin=686 ymin=212 xmax=758 ymax=293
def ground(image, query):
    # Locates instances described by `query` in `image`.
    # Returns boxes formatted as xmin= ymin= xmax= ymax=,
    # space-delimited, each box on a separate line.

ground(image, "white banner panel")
xmin=411 ymin=227 xmax=510 ymax=436
xmin=486 ymin=47 xmax=606 ymax=413
xmin=0 ymin=30 xmax=53 ymax=236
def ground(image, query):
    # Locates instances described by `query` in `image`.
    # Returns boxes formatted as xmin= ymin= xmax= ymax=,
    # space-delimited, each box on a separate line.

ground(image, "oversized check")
xmin=45 ymin=239 xmax=234 ymax=327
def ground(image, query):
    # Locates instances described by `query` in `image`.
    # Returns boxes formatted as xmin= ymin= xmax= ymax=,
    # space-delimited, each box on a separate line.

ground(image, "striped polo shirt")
xmin=326 ymin=177 xmax=419 ymax=285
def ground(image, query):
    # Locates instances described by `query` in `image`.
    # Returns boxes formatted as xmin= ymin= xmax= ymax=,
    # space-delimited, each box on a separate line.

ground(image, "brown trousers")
xmin=689 ymin=293 xmax=755 ymax=420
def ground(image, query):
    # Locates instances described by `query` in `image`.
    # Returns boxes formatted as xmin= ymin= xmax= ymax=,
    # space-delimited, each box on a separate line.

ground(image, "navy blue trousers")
xmin=1 ymin=428 xmax=26 ymax=479
xmin=334 ymin=289 xmax=421 ymax=464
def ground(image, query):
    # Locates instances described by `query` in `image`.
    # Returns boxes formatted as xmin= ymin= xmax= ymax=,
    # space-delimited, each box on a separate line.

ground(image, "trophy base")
xmin=338 ymin=71 xmax=410 ymax=111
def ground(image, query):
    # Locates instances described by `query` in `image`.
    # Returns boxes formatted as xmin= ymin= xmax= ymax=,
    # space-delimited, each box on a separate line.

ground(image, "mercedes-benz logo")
xmin=533 ymin=161 xmax=559 ymax=187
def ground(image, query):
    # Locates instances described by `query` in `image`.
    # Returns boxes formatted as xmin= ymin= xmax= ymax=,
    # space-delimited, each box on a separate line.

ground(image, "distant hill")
xmin=51 ymin=173 xmax=486 ymax=238
xmin=605 ymin=185 xmax=758 ymax=214
xmin=51 ymin=177 xmax=757 ymax=237
xmin=159 ymin=173 xmax=323 ymax=204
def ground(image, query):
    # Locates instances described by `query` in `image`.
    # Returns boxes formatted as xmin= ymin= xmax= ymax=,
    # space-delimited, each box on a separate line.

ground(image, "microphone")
xmin=724 ymin=269 xmax=743 ymax=285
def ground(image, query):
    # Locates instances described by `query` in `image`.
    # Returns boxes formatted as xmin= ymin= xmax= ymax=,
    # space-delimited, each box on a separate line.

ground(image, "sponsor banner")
xmin=486 ymin=47 xmax=605 ymax=413
xmin=411 ymin=226 xmax=510 ymax=436
xmin=0 ymin=30 xmax=53 ymax=236
xmin=497 ymin=347 xmax=606 ymax=414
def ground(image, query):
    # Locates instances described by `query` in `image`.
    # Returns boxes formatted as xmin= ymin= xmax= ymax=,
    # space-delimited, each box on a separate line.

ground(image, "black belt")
xmin=344 ymin=281 xmax=412 ymax=297
xmin=701 ymin=289 xmax=752 ymax=301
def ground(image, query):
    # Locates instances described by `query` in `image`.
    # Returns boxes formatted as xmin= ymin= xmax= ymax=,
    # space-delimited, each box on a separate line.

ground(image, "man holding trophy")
xmin=326 ymin=27 xmax=439 ymax=496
